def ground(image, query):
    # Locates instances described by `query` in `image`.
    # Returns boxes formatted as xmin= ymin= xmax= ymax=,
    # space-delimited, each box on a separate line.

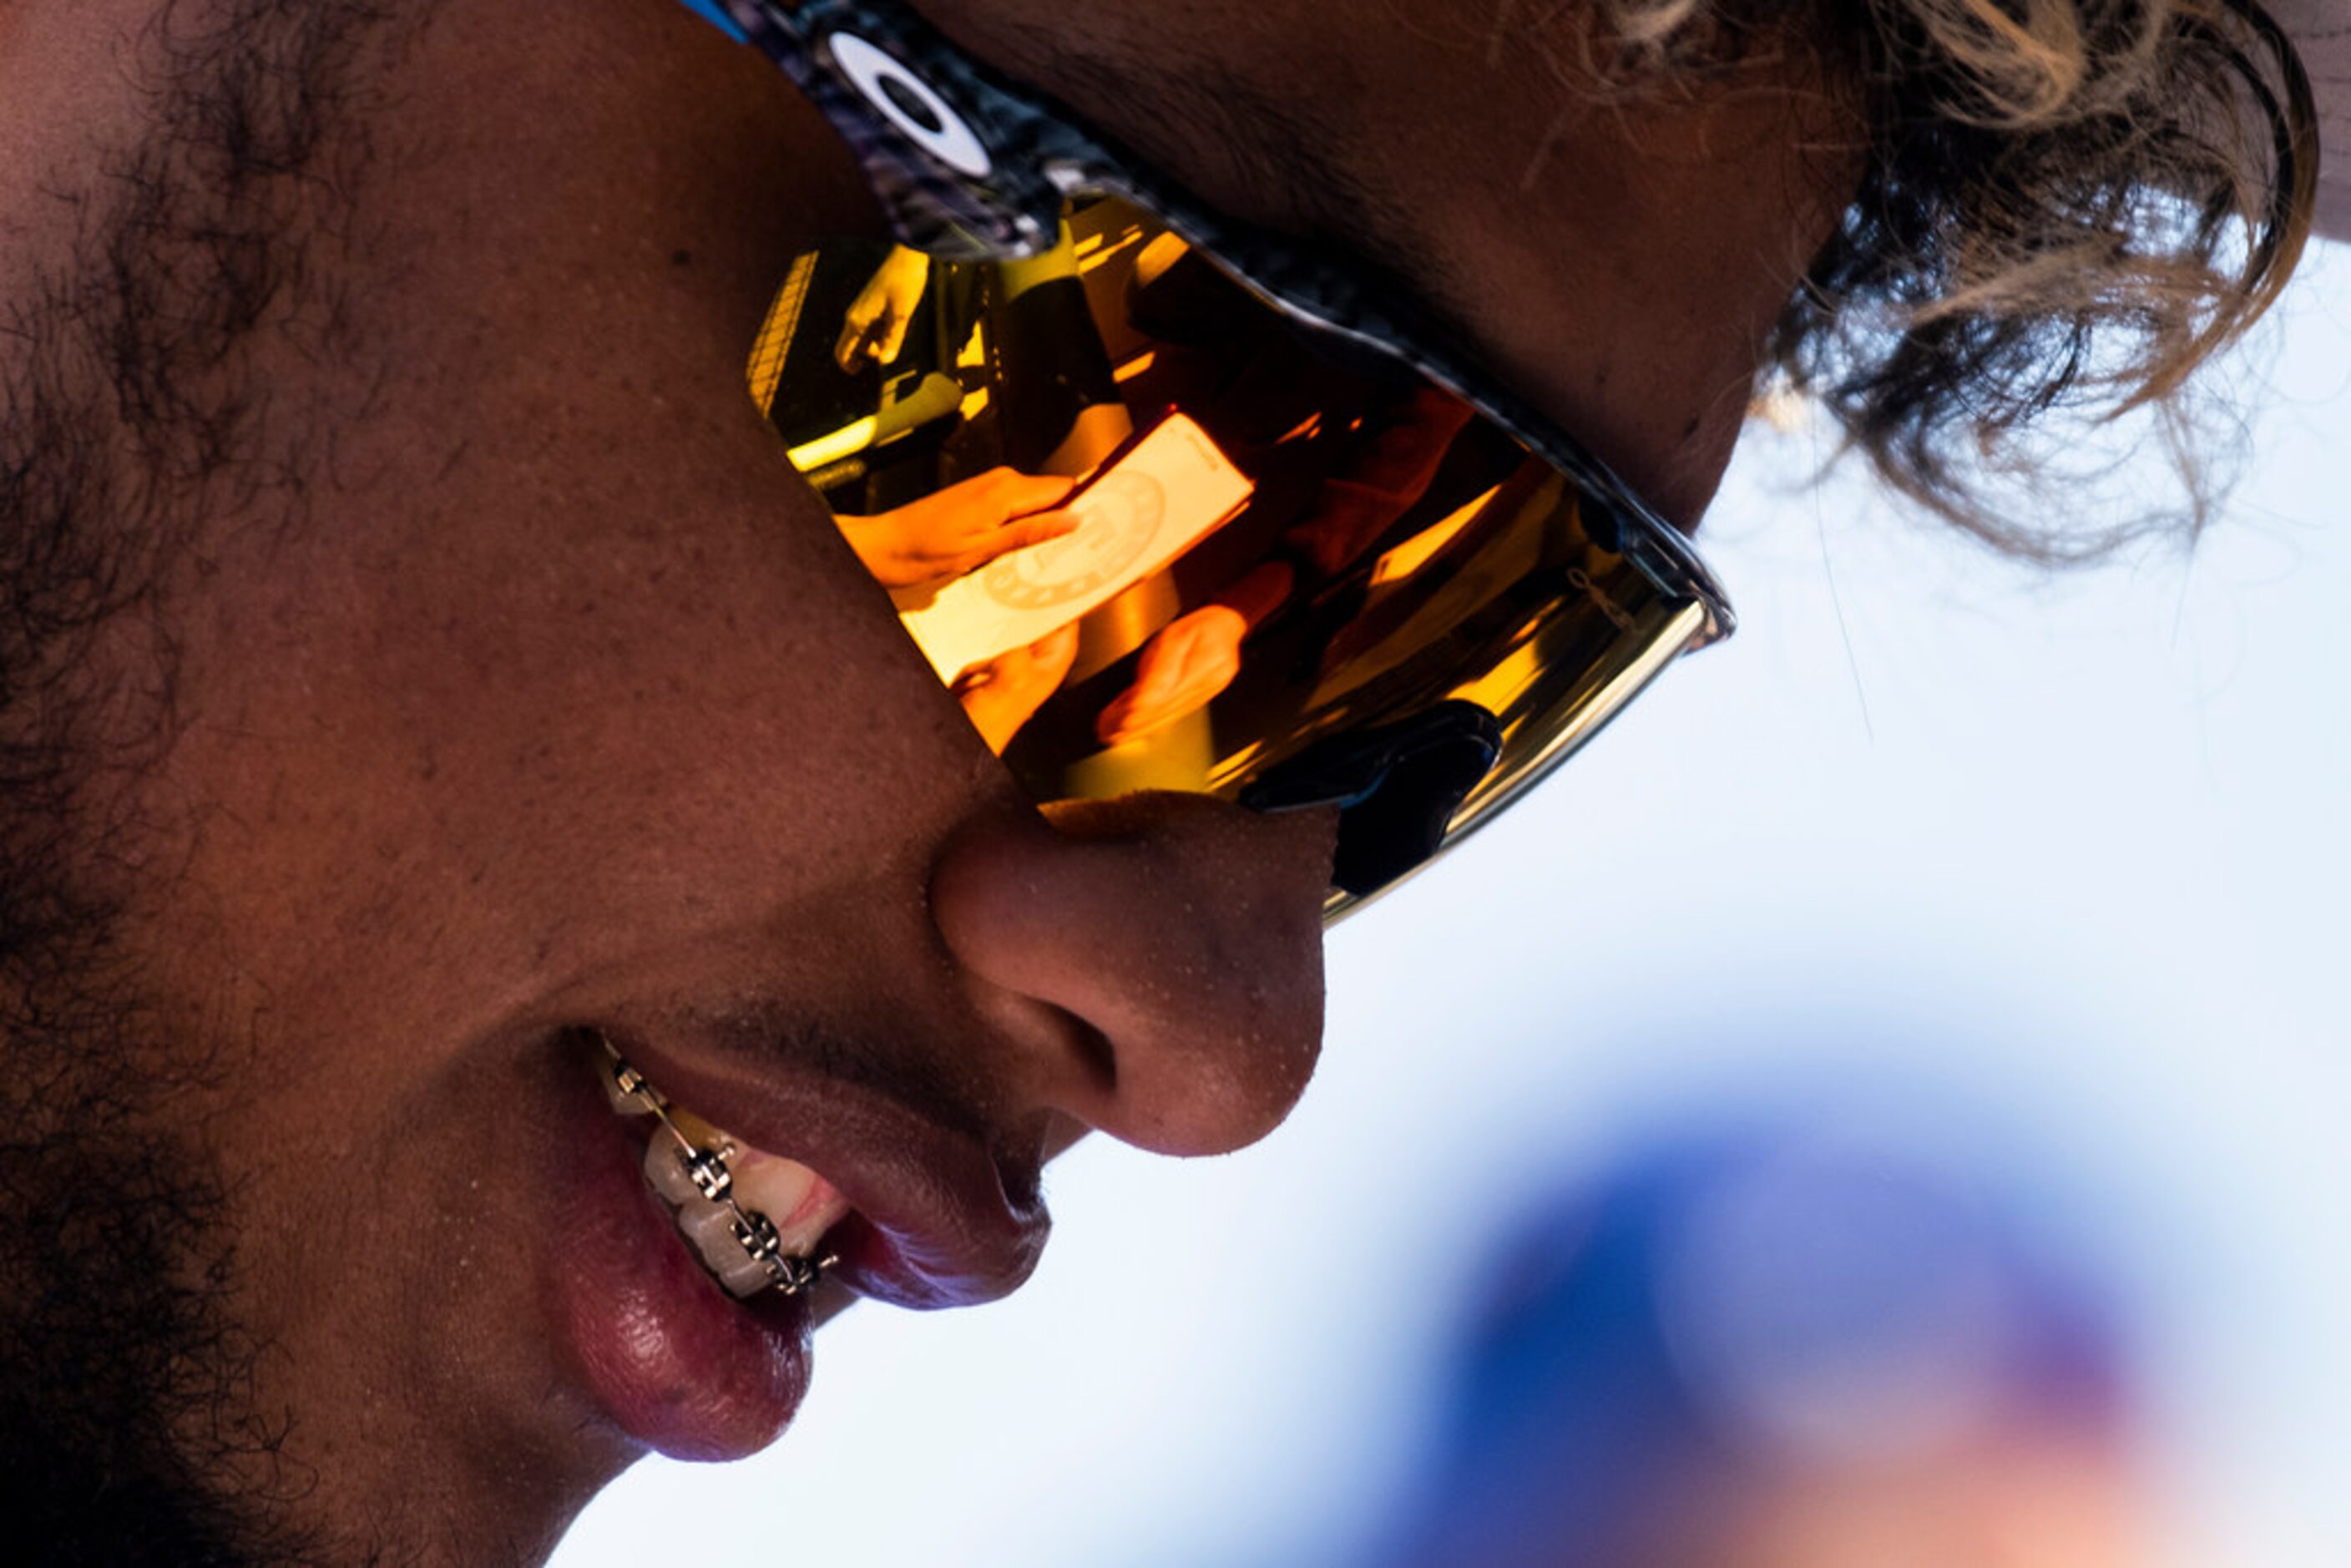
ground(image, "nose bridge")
xmin=928 ymin=795 xmax=1336 ymax=1157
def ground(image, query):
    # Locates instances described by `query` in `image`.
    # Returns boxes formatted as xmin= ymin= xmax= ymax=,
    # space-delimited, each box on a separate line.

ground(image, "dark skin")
xmin=914 ymin=0 xmax=1861 ymax=524
xmin=0 ymin=0 xmax=1858 ymax=1560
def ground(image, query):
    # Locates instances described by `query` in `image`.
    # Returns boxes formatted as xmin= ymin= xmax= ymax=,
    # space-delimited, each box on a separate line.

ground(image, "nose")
xmin=928 ymin=793 xmax=1338 ymax=1157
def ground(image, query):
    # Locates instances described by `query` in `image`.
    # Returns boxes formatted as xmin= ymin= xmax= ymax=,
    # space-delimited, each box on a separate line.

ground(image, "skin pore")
xmin=0 ymin=0 xmax=1859 ymax=1561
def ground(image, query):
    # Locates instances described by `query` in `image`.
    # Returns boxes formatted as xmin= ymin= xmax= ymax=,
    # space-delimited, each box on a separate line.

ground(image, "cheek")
xmin=1660 ymin=365 xmax=1759 ymax=524
xmin=160 ymin=419 xmax=991 ymax=1010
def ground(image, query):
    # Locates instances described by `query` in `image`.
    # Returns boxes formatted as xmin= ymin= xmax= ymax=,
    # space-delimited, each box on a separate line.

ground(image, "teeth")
xmin=680 ymin=1196 xmax=778 ymax=1295
xmin=641 ymin=1131 xmax=705 ymax=1208
xmin=603 ymin=1056 xmax=662 ymax=1117
xmin=599 ymin=1039 xmax=848 ymax=1299
xmin=675 ymin=1187 xmax=744 ymax=1254
xmin=665 ymin=1105 xmax=727 ymax=1148
xmin=731 ymin=1151 xmax=841 ymax=1258
xmin=712 ymin=1232 xmax=786 ymax=1298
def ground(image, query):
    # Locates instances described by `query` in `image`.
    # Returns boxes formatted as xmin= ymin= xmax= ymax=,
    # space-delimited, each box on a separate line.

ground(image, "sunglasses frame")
xmin=696 ymin=0 xmax=1738 ymax=910
xmin=707 ymin=0 xmax=1735 ymax=637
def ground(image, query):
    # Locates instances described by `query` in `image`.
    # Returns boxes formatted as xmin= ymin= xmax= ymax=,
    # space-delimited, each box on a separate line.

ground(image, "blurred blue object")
xmin=1370 ymin=1117 xmax=2131 ymax=1567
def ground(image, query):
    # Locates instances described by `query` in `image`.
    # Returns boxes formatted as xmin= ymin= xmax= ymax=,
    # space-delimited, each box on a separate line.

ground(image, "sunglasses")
xmin=683 ymin=0 xmax=1734 ymax=917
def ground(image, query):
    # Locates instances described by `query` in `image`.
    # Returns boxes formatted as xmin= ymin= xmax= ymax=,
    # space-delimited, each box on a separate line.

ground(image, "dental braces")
xmin=599 ymin=1038 xmax=837 ymax=1298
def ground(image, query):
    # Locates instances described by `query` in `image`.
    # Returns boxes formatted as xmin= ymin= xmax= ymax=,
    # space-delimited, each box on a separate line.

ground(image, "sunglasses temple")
xmin=1239 ymin=700 xmax=1504 ymax=898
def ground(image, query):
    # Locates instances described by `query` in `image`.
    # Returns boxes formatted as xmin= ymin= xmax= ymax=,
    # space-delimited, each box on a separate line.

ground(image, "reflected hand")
xmin=835 ymin=246 xmax=933 ymax=372
xmin=1095 ymin=605 xmax=1248 ymax=745
xmin=956 ymin=624 xmax=1081 ymax=756
xmin=838 ymin=468 xmax=1079 ymax=598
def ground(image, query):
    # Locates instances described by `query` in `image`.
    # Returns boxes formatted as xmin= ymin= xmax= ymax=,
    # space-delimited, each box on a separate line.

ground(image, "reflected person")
xmin=836 ymin=466 xmax=1077 ymax=600
xmin=1096 ymin=382 xmax=1481 ymax=744
xmin=834 ymin=243 xmax=933 ymax=374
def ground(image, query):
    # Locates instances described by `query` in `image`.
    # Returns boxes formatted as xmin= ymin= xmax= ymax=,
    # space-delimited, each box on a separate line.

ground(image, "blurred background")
xmin=552 ymin=239 xmax=2348 ymax=1567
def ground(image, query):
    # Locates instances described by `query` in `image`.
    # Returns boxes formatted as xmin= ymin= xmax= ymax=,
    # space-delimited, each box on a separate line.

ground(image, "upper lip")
xmin=601 ymin=1027 xmax=1049 ymax=1310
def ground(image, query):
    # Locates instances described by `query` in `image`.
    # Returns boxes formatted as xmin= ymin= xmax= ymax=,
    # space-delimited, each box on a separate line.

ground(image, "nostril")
xmin=929 ymin=795 xmax=1335 ymax=1156
xmin=1058 ymin=1010 xmax=1118 ymax=1091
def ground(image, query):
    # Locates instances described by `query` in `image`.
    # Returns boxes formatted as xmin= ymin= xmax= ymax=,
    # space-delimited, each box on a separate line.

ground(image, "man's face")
xmin=0 ymin=0 xmax=1854 ymax=1555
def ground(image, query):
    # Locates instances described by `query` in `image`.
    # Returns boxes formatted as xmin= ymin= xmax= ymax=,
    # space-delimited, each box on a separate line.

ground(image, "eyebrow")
xmin=1034 ymin=38 xmax=1486 ymax=361
xmin=1289 ymin=185 xmax=1495 ymax=366
xmin=1175 ymin=67 xmax=1485 ymax=349
xmin=1186 ymin=113 xmax=1702 ymax=524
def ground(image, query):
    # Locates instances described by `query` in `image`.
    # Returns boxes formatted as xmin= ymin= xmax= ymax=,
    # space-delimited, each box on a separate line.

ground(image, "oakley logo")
xmin=1567 ymin=566 xmax=1637 ymax=633
xmin=828 ymin=33 xmax=994 ymax=180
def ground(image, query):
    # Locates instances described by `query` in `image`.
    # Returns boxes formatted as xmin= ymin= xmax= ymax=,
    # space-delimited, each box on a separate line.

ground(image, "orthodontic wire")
xmin=598 ymin=1034 xmax=837 ymax=1298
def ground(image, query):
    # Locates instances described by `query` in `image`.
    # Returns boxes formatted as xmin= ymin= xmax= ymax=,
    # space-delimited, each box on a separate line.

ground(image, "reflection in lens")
xmin=754 ymin=197 xmax=1706 ymax=903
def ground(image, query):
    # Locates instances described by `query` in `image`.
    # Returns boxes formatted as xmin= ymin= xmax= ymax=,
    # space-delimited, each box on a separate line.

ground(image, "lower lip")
xmin=544 ymin=1055 xmax=815 ymax=1462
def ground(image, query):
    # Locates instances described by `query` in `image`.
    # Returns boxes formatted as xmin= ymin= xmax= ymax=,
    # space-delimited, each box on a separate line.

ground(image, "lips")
xmin=601 ymin=1024 xmax=1051 ymax=1311
xmin=540 ymin=1019 xmax=1051 ymax=1462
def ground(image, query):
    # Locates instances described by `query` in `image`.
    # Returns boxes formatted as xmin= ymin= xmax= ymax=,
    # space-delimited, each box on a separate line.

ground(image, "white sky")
xmin=553 ymin=240 xmax=2351 ymax=1568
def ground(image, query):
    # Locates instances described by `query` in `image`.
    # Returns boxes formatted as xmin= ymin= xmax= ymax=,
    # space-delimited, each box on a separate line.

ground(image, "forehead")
xmin=909 ymin=0 xmax=1862 ymax=524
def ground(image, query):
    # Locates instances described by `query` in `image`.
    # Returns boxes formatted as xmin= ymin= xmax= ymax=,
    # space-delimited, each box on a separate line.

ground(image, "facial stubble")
xmin=0 ymin=3 xmax=426 ymax=1561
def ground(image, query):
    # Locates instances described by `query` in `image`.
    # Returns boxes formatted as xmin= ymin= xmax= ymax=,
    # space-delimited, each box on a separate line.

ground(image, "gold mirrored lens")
xmin=755 ymin=196 xmax=1703 ymax=875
